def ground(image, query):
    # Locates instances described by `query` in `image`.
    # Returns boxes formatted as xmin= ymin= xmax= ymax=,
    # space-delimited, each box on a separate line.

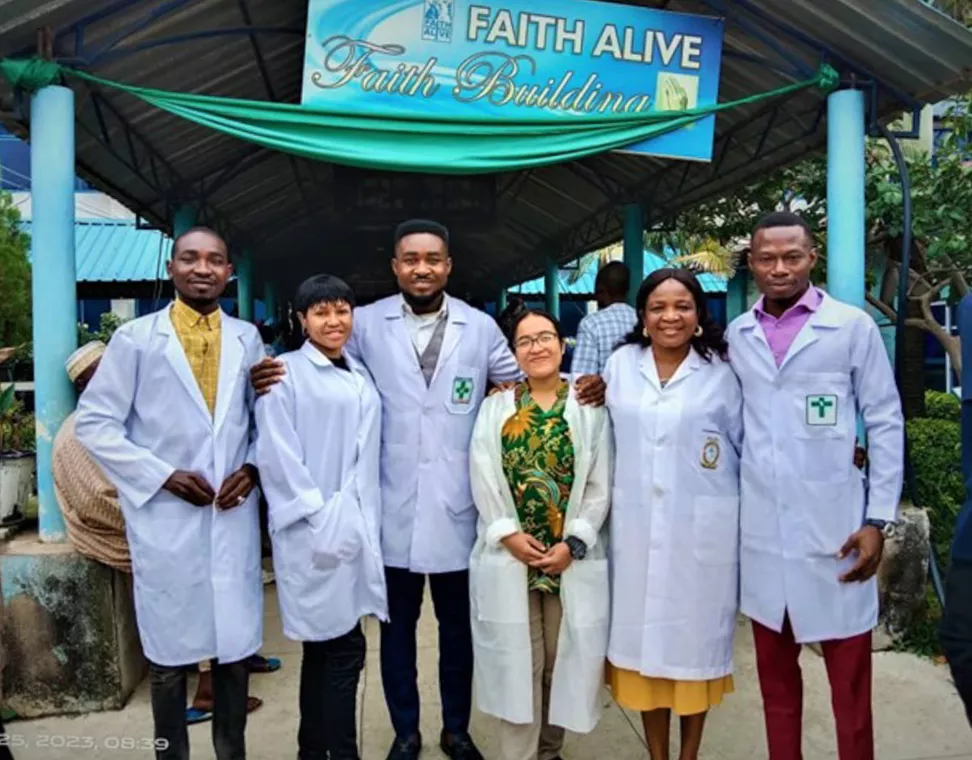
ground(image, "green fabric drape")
xmin=0 ymin=58 xmax=839 ymax=175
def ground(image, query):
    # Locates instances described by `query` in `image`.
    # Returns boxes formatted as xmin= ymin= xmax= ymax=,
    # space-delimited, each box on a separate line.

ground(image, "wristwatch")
xmin=564 ymin=536 xmax=588 ymax=560
xmin=865 ymin=519 xmax=896 ymax=538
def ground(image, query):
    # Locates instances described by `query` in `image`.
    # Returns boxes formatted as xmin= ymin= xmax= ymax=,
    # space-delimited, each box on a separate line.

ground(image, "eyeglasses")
xmin=514 ymin=332 xmax=559 ymax=350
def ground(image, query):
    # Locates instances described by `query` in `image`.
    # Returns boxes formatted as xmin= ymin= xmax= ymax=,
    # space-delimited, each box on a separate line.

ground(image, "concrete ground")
xmin=8 ymin=585 xmax=971 ymax=759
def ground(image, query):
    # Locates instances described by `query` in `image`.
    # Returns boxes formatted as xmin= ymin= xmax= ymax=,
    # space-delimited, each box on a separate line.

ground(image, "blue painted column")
xmin=264 ymin=282 xmax=277 ymax=324
xmin=826 ymin=89 xmax=866 ymax=308
xmin=237 ymin=249 xmax=254 ymax=322
xmin=172 ymin=204 xmax=197 ymax=237
xmin=624 ymin=203 xmax=644 ymax=306
xmin=544 ymin=258 xmax=560 ymax=319
xmin=31 ymin=86 xmax=77 ymax=542
xmin=956 ymin=294 xmax=972 ymax=562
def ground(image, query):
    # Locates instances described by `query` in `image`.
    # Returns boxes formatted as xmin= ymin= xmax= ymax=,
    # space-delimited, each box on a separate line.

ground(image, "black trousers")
xmin=149 ymin=659 xmax=249 ymax=760
xmin=379 ymin=567 xmax=473 ymax=738
xmin=941 ymin=558 xmax=972 ymax=728
xmin=299 ymin=623 xmax=366 ymax=760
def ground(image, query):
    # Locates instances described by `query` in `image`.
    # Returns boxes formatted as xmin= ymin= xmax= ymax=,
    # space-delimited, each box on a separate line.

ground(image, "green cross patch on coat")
xmin=806 ymin=394 xmax=838 ymax=426
xmin=452 ymin=377 xmax=474 ymax=405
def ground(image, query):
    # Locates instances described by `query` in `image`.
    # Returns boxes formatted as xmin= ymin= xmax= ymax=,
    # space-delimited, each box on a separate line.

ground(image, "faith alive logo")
xmin=422 ymin=0 xmax=454 ymax=43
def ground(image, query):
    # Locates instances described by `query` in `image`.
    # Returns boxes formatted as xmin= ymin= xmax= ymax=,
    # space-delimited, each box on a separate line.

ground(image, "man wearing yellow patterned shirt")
xmin=77 ymin=226 xmax=265 ymax=760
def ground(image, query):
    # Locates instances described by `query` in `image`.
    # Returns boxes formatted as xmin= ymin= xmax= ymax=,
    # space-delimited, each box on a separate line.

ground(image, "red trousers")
xmin=752 ymin=616 xmax=873 ymax=760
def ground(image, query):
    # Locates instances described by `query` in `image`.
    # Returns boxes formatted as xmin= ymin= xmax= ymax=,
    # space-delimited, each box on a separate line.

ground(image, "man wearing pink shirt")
xmin=727 ymin=211 xmax=904 ymax=760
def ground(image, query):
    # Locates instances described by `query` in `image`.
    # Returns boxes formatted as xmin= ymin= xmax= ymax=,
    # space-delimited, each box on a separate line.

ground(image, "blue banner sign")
xmin=301 ymin=0 xmax=724 ymax=161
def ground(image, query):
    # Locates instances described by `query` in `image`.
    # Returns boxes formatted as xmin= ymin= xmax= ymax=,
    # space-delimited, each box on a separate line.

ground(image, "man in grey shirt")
xmin=570 ymin=261 xmax=638 ymax=375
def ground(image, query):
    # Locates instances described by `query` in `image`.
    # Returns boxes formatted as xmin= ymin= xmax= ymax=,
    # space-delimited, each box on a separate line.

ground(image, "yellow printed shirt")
xmin=170 ymin=298 xmax=221 ymax=417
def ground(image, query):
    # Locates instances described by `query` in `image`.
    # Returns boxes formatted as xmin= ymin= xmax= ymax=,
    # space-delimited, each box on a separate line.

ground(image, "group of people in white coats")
xmin=72 ymin=210 xmax=904 ymax=760
xmin=462 ymin=210 xmax=904 ymax=760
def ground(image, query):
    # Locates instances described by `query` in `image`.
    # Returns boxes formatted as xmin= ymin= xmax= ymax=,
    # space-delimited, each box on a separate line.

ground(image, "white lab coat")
xmin=468 ymin=388 xmax=611 ymax=732
xmin=255 ymin=342 xmax=387 ymax=642
xmin=347 ymin=295 xmax=520 ymax=574
xmin=604 ymin=344 xmax=742 ymax=680
xmin=727 ymin=292 xmax=904 ymax=643
xmin=75 ymin=307 xmax=265 ymax=667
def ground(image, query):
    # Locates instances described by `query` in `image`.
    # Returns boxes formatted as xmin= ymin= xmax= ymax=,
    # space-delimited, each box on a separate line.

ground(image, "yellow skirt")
xmin=606 ymin=663 xmax=734 ymax=716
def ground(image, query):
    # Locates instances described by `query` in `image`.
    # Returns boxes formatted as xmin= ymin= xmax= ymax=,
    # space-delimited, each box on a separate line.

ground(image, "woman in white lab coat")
xmin=255 ymin=274 xmax=386 ymax=760
xmin=604 ymin=269 xmax=742 ymax=760
xmin=469 ymin=309 xmax=611 ymax=760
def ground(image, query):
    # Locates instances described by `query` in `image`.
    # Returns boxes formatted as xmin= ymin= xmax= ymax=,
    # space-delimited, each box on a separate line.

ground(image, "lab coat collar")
xmin=298 ymin=339 xmax=359 ymax=372
xmin=737 ymin=290 xmax=844 ymax=372
xmin=157 ymin=305 xmax=216 ymax=423
xmin=639 ymin=345 xmax=702 ymax=392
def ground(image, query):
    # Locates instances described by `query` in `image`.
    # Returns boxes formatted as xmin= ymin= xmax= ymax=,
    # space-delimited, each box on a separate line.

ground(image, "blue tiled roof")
xmin=510 ymin=250 xmax=728 ymax=296
xmin=21 ymin=220 xmax=172 ymax=283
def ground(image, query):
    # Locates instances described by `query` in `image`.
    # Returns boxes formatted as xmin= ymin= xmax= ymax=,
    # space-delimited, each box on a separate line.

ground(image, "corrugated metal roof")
xmin=511 ymin=250 xmax=727 ymax=296
xmin=21 ymin=220 xmax=171 ymax=282
xmin=1 ymin=0 xmax=970 ymax=300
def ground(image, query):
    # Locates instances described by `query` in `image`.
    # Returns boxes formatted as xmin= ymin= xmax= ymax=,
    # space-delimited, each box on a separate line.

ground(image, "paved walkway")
xmin=8 ymin=586 xmax=971 ymax=759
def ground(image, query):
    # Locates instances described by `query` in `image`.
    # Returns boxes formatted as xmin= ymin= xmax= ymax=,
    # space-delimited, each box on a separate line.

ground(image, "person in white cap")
xmin=54 ymin=340 xmax=131 ymax=571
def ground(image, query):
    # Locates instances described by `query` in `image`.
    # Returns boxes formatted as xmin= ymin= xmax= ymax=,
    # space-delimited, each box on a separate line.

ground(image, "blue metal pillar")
xmin=826 ymin=89 xmax=866 ymax=308
xmin=544 ymin=258 xmax=560 ymax=319
xmin=264 ymin=282 xmax=277 ymax=324
xmin=237 ymin=249 xmax=254 ymax=322
xmin=624 ymin=204 xmax=644 ymax=306
xmin=172 ymin=204 xmax=197 ymax=237
xmin=31 ymin=86 xmax=77 ymax=543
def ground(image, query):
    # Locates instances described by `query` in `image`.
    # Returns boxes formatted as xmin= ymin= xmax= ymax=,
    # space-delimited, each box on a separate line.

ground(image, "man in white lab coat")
xmin=252 ymin=219 xmax=605 ymax=760
xmin=76 ymin=227 xmax=265 ymax=760
xmin=726 ymin=211 xmax=904 ymax=760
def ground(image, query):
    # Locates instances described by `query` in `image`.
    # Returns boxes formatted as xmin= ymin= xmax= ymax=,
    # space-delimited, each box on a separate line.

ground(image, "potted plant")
xmin=0 ymin=383 xmax=35 ymax=526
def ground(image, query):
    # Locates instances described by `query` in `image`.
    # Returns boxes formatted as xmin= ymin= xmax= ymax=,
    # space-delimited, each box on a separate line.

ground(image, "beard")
xmin=402 ymin=287 xmax=445 ymax=313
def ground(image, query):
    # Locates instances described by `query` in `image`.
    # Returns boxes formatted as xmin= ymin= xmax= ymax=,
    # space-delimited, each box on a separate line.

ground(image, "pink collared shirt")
xmin=754 ymin=286 xmax=824 ymax=367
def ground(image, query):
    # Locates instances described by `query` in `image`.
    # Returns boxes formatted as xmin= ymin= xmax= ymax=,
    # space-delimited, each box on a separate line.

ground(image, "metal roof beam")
xmin=237 ymin=0 xmax=312 ymax=214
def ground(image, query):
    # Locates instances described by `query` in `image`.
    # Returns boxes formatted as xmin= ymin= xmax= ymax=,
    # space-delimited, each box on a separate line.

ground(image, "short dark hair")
xmin=621 ymin=268 xmax=728 ymax=361
xmin=595 ymin=261 xmax=630 ymax=299
xmin=394 ymin=219 xmax=450 ymax=248
xmin=752 ymin=211 xmax=813 ymax=245
xmin=294 ymin=274 xmax=356 ymax=314
xmin=172 ymin=226 xmax=226 ymax=256
xmin=508 ymin=308 xmax=564 ymax=349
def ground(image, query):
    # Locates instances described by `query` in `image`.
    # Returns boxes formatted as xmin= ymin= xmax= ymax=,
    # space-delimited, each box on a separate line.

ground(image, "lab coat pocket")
xmin=793 ymin=373 xmax=853 ymax=482
xmin=444 ymin=365 xmax=482 ymax=416
xmin=309 ymin=493 xmax=364 ymax=570
xmin=472 ymin=549 xmax=529 ymax=624
xmin=563 ymin=557 xmax=610 ymax=656
xmin=693 ymin=496 xmax=740 ymax=566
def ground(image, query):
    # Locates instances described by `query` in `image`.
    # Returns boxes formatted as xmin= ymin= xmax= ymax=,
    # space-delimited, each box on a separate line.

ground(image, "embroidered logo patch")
xmin=452 ymin=377 xmax=474 ymax=405
xmin=806 ymin=394 xmax=838 ymax=426
xmin=701 ymin=437 xmax=721 ymax=470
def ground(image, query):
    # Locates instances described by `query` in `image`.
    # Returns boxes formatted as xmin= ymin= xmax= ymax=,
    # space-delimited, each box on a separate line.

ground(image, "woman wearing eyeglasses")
xmin=468 ymin=309 xmax=611 ymax=760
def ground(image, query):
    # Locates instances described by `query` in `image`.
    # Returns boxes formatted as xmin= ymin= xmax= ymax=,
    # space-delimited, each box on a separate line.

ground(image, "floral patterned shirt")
xmin=501 ymin=380 xmax=575 ymax=594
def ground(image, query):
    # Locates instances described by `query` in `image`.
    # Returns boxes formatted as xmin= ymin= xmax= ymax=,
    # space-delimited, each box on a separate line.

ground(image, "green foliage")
xmin=907 ymin=415 xmax=963 ymax=571
xmin=0 ymin=184 xmax=30 ymax=348
xmin=892 ymin=590 xmax=943 ymax=658
xmin=924 ymin=390 xmax=961 ymax=422
xmin=0 ymin=385 xmax=33 ymax=453
xmin=78 ymin=311 xmax=128 ymax=345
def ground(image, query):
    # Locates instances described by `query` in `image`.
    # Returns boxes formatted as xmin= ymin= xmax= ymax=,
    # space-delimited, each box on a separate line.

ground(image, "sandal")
xmin=246 ymin=654 xmax=281 ymax=673
xmin=186 ymin=696 xmax=263 ymax=725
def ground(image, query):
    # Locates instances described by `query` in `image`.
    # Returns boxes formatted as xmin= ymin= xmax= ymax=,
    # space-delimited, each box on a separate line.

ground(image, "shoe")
xmin=439 ymin=732 xmax=484 ymax=760
xmin=386 ymin=734 xmax=421 ymax=760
